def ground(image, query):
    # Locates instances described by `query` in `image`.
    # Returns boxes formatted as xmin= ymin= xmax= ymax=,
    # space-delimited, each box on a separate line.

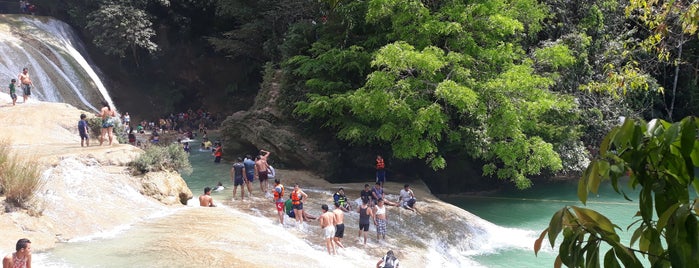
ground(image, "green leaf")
xmin=571 ymin=206 xmax=617 ymax=236
xmin=678 ymin=117 xmax=696 ymax=157
xmin=657 ymin=202 xmax=681 ymax=231
xmin=534 ymin=228 xmax=548 ymax=256
xmin=548 ymin=208 xmax=565 ymax=247
xmin=603 ymin=249 xmax=621 ymax=268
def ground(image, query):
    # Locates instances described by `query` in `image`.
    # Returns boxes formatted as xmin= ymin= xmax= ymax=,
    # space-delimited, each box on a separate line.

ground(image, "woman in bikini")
xmin=97 ymin=101 xmax=116 ymax=146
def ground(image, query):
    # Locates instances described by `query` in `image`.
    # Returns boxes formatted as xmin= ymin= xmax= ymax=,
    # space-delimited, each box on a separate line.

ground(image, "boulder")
xmin=220 ymin=70 xmax=335 ymax=174
xmin=139 ymin=171 xmax=193 ymax=205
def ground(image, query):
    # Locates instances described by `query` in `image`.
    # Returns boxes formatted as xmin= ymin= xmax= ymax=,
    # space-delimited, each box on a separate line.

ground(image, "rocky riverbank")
xmin=0 ymin=98 xmax=192 ymax=253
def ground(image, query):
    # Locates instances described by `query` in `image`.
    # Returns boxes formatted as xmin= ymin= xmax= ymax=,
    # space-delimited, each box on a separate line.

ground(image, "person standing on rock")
xmin=78 ymin=113 xmax=89 ymax=147
xmin=8 ymin=79 xmax=17 ymax=106
xmin=376 ymin=155 xmax=386 ymax=187
xmin=3 ymin=238 xmax=31 ymax=268
xmin=97 ymin=101 xmax=116 ymax=146
xmin=255 ymin=150 xmax=270 ymax=195
xmin=17 ymin=68 xmax=32 ymax=103
xmin=291 ymin=183 xmax=308 ymax=226
xmin=357 ymin=198 xmax=374 ymax=245
xmin=243 ymin=154 xmax=256 ymax=196
xmin=374 ymin=198 xmax=388 ymax=241
xmin=231 ymin=157 xmax=246 ymax=201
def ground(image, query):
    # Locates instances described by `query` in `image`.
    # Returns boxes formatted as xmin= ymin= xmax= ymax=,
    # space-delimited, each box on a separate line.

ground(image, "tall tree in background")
xmin=86 ymin=3 xmax=158 ymax=64
xmin=290 ymin=0 xmax=582 ymax=188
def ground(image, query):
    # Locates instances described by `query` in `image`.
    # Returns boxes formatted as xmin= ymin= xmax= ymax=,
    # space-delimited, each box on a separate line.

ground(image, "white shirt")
xmin=399 ymin=188 xmax=414 ymax=204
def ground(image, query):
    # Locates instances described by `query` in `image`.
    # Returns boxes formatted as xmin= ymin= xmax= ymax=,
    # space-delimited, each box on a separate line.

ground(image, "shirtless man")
xmin=97 ymin=101 xmax=116 ymax=146
xmin=17 ymin=68 xmax=32 ymax=103
xmin=198 ymin=187 xmax=215 ymax=207
xmin=254 ymin=150 xmax=270 ymax=194
xmin=3 ymin=238 xmax=31 ymax=268
xmin=332 ymin=202 xmax=346 ymax=249
xmin=318 ymin=204 xmax=336 ymax=255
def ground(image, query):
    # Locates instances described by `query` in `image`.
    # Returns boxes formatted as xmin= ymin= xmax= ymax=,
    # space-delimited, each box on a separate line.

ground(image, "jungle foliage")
xmin=33 ymin=0 xmax=699 ymax=190
xmin=536 ymin=116 xmax=699 ymax=267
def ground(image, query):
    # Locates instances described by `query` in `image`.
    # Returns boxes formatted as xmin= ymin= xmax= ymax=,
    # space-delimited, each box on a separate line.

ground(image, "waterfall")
xmin=0 ymin=14 xmax=115 ymax=112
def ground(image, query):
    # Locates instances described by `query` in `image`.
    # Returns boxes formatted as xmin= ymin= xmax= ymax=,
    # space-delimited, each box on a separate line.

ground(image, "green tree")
xmin=535 ymin=116 xmax=699 ymax=267
xmin=86 ymin=3 xmax=158 ymax=63
xmin=291 ymin=0 xmax=580 ymax=188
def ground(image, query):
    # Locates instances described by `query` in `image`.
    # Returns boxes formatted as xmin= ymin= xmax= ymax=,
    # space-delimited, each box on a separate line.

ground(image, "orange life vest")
xmin=274 ymin=184 xmax=284 ymax=200
xmin=376 ymin=158 xmax=385 ymax=169
xmin=291 ymin=189 xmax=301 ymax=205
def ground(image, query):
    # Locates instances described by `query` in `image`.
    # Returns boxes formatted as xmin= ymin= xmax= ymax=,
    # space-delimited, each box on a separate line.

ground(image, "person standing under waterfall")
xmin=319 ymin=204 xmax=336 ymax=255
xmin=3 ymin=238 xmax=31 ymax=268
xmin=374 ymin=198 xmax=388 ymax=241
xmin=97 ymin=101 xmax=116 ymax=146
xmin=18 ymin=68 xmax=33 ymax=103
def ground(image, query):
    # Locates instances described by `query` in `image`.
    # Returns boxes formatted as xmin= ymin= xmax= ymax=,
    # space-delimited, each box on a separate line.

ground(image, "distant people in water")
xmin=374 ymin=198 xmax=388 ymax=241
xmin=8 ymin=78 xmax=17 ymax=106
xmin=333 ymin=188 xmax=352 ymax=212
xmin=3 ymin=238 xmax=32 ymax=268
xmin=332 ymin=202 xmax=346 ymax=250
xmin=78 ymin=113 xmax=89 ymax=147
xmin=273 ymin=178 xmax=285 ymax=225
xmin=199 ymin=187 xmax=215 ymax=207
xmin=212 ymin=142 xmax=222 ymax=163
xmin=97 ymin=101 xmax=116 ymax=146
xmin=357 ymin=198 xmax=375 ymax=245
xmin=213 ymin=182 xmax=224 ymax=192
xmin=284 ymin=198 xmax=317 ymax=221
xmin=361 ymin=184 xmax=373 ymax=207
xmin=319 ymin=204 xmax=336 ymax=255
xmin=18 ymin=67 xmax=32 ymax=103
xmin=399 ymin=184 xmax=417 ymax=212
xmin=376 ymin=250 xmax=400 ymax=268
xmin=150 ymin=130 xmax=159 ymax=144
xmin=255 ymin=150 xmax=270 ymax=194
xmin=372 ymin=182 xmax=398 ymax=207
xmin=182 ymin=141 xmax=190 ymax=153
xmin=290 ymin=183 xmax=308 ymax=226
xmin=231 ymin=157 xmax=246 ymax=201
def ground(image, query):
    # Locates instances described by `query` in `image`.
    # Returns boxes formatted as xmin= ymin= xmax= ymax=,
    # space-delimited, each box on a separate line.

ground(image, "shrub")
xmin=88 ymin=117 xmax=127 ymax=144
xmin=0 ymin=142 xmax=43 ymax=209
xmin=130 ymin=143 xmax=192 ymax=175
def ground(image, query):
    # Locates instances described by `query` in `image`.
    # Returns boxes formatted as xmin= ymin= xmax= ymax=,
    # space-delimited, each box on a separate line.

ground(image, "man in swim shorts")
xmin=18 ymin=68 xmax=32 ymax=103
xmin=230 ymin=157 xmax=246 ymax=201
xmin=319 ymin=204 xmax=336 ymax=255
xmin=243 ymin=155 xmax=256 ymax=196
xmin=255 ymin=151 xmax=270 ymax=194
xmin=333 ymin=202 xmax=346 ymax=249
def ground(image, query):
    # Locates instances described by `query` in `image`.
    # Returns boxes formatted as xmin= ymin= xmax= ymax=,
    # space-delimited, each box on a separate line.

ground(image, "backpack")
xmin=382 ymin=255 xmax=398 ymax=268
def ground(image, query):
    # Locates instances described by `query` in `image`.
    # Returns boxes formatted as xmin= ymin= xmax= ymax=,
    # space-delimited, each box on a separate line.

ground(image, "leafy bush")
xmin=130 ymin=143 xmax=192 ymax=175
xmin=88 ymin=117 xmax=127 ymax=144
xmin=0 ymin=142 xmax=43 ymax=209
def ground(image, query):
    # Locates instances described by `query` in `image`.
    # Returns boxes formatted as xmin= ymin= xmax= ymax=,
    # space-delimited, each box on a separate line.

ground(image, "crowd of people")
xmin=195 ymin=150 xmax=415 ymax=266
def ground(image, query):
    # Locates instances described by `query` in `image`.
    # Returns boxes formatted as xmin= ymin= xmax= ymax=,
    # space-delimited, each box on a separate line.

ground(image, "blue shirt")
xmin=78 ymin=120 xmax=88 ymax=134
xmin=243 ymin=158 xmax=255 ymax=175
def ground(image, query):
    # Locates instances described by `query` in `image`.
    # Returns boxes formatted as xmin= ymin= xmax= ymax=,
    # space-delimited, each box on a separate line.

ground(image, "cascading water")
xmin=0 ymin=14 xmax=115 ymax=112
